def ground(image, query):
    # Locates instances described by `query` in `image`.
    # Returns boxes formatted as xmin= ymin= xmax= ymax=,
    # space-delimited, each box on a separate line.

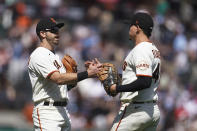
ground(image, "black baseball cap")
xmin=125 ymin=12 xmax=154 ymax=36
xmin=36 ymin=18 xmax=64 ymax=35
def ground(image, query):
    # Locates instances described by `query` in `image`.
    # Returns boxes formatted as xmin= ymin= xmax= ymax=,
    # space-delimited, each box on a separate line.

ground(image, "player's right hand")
xmin=87 ymin=59 xmax=102 ymax=77
xmin=84 ymin=60 xmax=93 ymax=69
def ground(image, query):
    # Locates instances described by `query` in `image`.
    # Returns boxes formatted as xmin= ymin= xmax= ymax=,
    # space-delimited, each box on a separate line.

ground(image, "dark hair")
xmin=142 ymin=28 xmax=152 ymax=38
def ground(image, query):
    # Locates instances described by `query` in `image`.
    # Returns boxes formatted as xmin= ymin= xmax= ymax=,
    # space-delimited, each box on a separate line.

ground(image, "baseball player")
xmin=28 ymin=18 xmax=101 ymax=131
xmin=108 ymin=12 xmax=161 ymax=131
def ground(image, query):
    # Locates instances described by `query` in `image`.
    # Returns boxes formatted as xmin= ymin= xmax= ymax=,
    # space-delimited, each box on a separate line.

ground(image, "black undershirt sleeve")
xmin=116 ymin=76 xmax=152 ymax=92
xmin=77 ymin=71 xmax=88 ymax=82
xmin=68 ymin=71 xmax=89 ymax=91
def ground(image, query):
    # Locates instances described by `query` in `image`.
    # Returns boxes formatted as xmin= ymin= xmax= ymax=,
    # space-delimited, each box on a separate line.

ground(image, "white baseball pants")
xmin=32 ymin=105 xmax=71 ymax=131
xmin=111 ymin=102 xmax=160 ymax=131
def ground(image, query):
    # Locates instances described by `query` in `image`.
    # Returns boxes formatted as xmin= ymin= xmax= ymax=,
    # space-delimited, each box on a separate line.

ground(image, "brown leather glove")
xmin=62 ymin=54 xmax=77 ymax=73
xmin=97 ymin=63 xmax=121 ymax=97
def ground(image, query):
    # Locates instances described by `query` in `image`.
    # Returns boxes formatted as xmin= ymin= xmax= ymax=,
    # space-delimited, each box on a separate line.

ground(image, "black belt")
xmin=44 ymin=101 xmax=67 ymax=106
xmin=132 ymin=100 xmax=157 ymax=104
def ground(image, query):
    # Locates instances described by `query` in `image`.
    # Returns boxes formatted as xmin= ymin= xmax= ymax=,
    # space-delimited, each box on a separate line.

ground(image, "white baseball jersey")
xmin=28 ymin=47 xmax=68 ymax=103
xmin=120 ymin=42 xmax=161 ymax=102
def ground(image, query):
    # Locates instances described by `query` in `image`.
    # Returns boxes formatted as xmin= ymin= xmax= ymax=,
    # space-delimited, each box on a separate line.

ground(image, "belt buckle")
xmin=50 ymin=101 xmax=54 ymax=107
xmin=45 ymin=101 xmax=54 ymax=107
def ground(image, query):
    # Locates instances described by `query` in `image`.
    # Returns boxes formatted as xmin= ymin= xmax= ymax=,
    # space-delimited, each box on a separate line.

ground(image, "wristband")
xmin=77 ymin=71 xmax=88 ymax=82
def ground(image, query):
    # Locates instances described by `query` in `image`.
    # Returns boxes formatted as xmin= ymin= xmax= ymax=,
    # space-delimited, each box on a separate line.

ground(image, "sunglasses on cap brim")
xmin=45 ymin=27 xmax=59 ymax=33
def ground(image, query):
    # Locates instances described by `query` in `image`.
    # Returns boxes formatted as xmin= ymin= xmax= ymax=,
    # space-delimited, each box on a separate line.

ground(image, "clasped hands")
xmin=84 ymin=58 xmax=117 ymax=94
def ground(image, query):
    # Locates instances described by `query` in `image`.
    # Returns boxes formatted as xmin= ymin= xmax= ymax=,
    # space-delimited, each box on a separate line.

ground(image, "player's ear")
xmin=40 ymin=31 xmax=46 ymax=38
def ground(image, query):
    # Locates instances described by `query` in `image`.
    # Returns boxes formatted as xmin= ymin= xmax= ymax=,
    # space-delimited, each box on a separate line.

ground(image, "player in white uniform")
xmin=109 ymin=12 xmax=161 ymax=131
xmin=28 ymin=18 xmax=101 ymax=131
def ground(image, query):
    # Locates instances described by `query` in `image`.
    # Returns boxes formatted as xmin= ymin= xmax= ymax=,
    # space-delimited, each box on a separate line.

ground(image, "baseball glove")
xmin=97 ymin=63 xmax=121 ymax=97
xmin=62 ymin=54 xmax=77 ymax=90
xmin=62 ymin=54 xmax=77 ymax=73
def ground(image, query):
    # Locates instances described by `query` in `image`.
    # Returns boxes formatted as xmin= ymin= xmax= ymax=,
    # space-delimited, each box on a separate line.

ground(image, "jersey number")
xmin=122 ymin=61 xmax=127 ymax=71
xmin=53 ymin=60 xmax=61 ymax=69
xmin=153 ymin=63 xmax=160 ymax=83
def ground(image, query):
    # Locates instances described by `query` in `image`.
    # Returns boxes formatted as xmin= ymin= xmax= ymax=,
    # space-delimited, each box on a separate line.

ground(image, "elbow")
xmin=52 ymin=75 xmax=65 ymax=85
xmin=55 ymin=79 xmax=64 ymax=85
xmin=52 ymin=78 xmax=64 ymax=85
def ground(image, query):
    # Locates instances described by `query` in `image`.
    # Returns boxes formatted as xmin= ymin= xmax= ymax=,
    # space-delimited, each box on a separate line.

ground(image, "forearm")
xmin=54 ymin=73 xmax=78 ymax=85
xmin=49 ymin=60 xmax=100 ymax=85
xmin=49 ymin=71 xmax=89 ymax=85
xmin=116 ymin=76 xmax=152 ymax=92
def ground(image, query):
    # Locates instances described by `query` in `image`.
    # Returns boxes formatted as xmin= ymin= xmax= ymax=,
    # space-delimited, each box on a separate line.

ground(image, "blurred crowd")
xmin=1 ymin=0 xmax=197 ymax=130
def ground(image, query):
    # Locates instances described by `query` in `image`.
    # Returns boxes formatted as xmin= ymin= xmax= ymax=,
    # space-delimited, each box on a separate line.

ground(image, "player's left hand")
xmin=62 ymin=54 xmax=77 ymax=73
xmin=110 ymin=84 xmax=117 ymax=94
xmin=97 ymin=63 xmax=120 ymax=97
xmin=62 ymin=54 xmax=78 ymax=88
